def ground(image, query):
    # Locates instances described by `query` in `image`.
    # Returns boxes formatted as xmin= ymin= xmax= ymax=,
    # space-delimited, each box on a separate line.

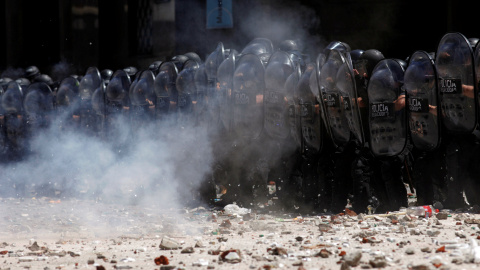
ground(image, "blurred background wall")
xmin=0 ymin=0 xmax=476 ymax=80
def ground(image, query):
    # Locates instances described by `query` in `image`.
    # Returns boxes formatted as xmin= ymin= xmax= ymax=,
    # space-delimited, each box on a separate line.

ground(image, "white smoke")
xmin=0 ymin=112 xmax=214 ymax=210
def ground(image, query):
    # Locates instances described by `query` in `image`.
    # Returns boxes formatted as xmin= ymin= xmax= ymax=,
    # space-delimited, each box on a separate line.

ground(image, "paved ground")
xmin=1 ymin=196 xmax=480 ymax=270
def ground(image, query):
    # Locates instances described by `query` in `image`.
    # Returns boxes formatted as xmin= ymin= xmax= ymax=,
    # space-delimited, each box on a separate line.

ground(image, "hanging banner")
xmin=206 ymin=0 xmax=233 ymax=29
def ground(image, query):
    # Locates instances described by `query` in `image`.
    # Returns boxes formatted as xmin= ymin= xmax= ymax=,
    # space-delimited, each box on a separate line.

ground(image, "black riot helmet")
xmin=100 ymin=69 xmax=113 ymax=85
xmin=279 ymin=40 xmax=300 ymax=52
xmin=0 ymin=77 xmax=13 ymax=91
xmin=241 ymin=37 xmax=274 ymax=56
xmin=25 ymin=66 xmax=40 ymax=81
xmin=357 ymin=49 xmax=385 ymax=78
xmin=349 ymin=49 xmax=364 ymax=62
xmin=33 ymin=74 xmax=54 ymax=89
xmin=15 ymin=78 xmax=31 ymax=92
xmin=184 ymin=52 xmax=202 ymax=64
xmin=171 ymin=55 xmax=190 ymax=71
xmin=149 ymin=61 xmax=163 ymax=75
xmin=123 ymin=66 xmax=138 ymax=81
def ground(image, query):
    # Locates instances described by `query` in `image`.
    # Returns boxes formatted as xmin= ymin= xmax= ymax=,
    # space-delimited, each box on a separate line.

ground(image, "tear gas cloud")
xmin=0 ymin=113 xmax=214 ymax=209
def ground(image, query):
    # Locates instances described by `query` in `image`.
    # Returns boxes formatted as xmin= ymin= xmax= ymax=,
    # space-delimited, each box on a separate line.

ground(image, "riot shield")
xmin=285 ymin=65 xmax=302 ymax=149
xmin=154 ymin=62 xmax=178 ymax=122
xmin=474 ymin=41 xmax=480 ymax=122
xmin=23 ymin=82 xmax=54 ymax=136
xmin=78 ymin=67 xmax=102 ymax=134
xmin=319 ymin=50 xmax=351 ymax=149
xmin=367 ymin=59 xmax=407 ymax=157
xmin=312 ymin=53 xmax=331 ymax=137
xmin=1 ymin=81 xmax=25 ymax=156
xmin=130 ymin=70 xmax=156 ymax=129
xmin=336 ymin=53 xmax=365 ymax=146
xmin=404 ymin=51 xmax=441 ymax=152
xmin=91 ymin=82 xmax=106 ymax=138
xmin=205 ymin=42 xmax=225 ymax=133
xmin=232 ymin=54 xmax=265 ymax=141
xmin=176 ymin=62 xmax=200 ymax=127
xmin=56 ymin=76 xmax=80 ymax=130
xmin=435 ymin=32 xmax=477 ymax=134
xmin=217 ymin=51 xmax=236 ymax=133
xmin=297 ymin=63 xmax=323 ymax=153
xmin=194 ymin=64 xmax=208 ymax=128
xmin=263 ymin=51 xmax=295 ymax=140
xmin=324 ymin=41 xmax=351 ymax=54
xmin=0 ymin=87 xmax=5 ymax=156
xmin=106 ymin=70 xmax=130 ymax=115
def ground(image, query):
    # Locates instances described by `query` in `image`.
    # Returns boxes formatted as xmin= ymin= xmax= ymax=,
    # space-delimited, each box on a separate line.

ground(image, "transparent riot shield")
xmin=297 ymin=63 xmax=323 ymax=153
xmin=0 ymin=88 xmax=5 ymax=157
xmin=473 ymin=39 xmax=480 ymax=123
xmin=194 ymin=64 xmax=208 ymax=128
xmin=435 ymin=32 xmax=477 ymax=134
xmin=233 ymin=54 xmax=265 ymax=141
xmin=78 ymin=67 xmax=102 ymax=134
xmin=130 ymin=70 xmax=156 ymax=129
xmin=264 ymin=51 xmax=295 ymax=140
xmin=154 ymin=62 xmax=178 ymax=122
xmin=23 ymin=82 xmax=54 ymax=137
xmin=177 ymin=61 xmax=200 ymax=127
xmin=217 ymin=51 xmax=236 ymax=133
xmin=106 ymin=70 xmax=130 ymax=116
xmin=56 ymin=76 xmax=80 ymax=131
xmin=205 ymin=42 xmax=225 ymax=132
xmin=319 ymin=50 xmax=351 ymax=149
xmin=368 ymin=59 xmax=407 ymax=157
xmin=91 ymin=82 xmax=106 ymax=138
xmin=285 ymin=65 xmax=302 ymax=150
xmin=405 ymin=51 xmax=441 ymax=152
xmin=336 ymin=53 xmax=365 ymax=146
xmin=1 ymin=81 xmax=25 ymax=155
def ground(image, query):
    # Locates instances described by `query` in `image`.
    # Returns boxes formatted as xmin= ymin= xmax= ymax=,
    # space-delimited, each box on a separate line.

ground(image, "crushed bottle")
xmin=406 ymin=205 xmax=439 ymax=217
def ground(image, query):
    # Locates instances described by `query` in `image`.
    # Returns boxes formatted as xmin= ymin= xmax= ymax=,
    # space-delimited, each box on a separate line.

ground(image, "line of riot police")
xmin=2 ymin=32 xmax=480 ymax=213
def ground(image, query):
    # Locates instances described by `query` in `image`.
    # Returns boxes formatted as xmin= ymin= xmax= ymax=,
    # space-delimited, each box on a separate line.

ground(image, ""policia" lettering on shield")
xmin=371 ymin=103 xmax=394 ymax=118
xmin=325 ymin=93 xmax=339 ymax=107
xmin=235 ymin=92 xmax=249 ymax=105
xmin=440 ymin=78 xmax=461 ymax=94
xmin=408 ymin=97 xmax=429 ymax=113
